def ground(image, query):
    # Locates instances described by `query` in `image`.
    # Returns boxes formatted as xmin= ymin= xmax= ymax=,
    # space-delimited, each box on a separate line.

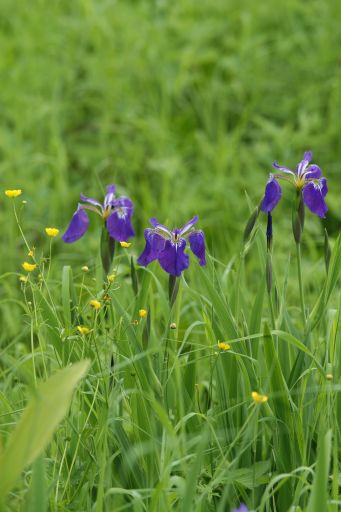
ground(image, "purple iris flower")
xmin=261 ymin=151 xmax=328 ymax=218
xmin=62 ymin=184 xmax=134 ymax=243
xmin=232 ymin=505 xmax=248 ymax=512
xmin=137 ymin=216 xmax=206 ymax=277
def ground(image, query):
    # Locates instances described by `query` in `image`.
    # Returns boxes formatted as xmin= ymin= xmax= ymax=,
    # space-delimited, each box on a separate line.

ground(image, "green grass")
xmin=0 ymin=0 xmax=341 ymax=510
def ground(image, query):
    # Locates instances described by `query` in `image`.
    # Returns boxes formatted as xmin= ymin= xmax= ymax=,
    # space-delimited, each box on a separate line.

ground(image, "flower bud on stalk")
xmin=292 ymin=192 xmax=305 ymax=244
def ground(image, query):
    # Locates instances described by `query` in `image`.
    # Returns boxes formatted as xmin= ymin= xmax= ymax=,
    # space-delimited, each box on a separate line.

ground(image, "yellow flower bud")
xmin=89 ymin=299 xmax=101 ymax=310
xmin=120 ymin=241 xmax=131 ymax=248
xmin=22 ymin=262 xmax=37 ymax=272
xmin=45 ymin=227 xmax=59 ymax=237
xmin=77 ymin=326 xmax=92 ymax=335
xmin=5 ymin=189 xmax=22 ymax=198
xmin=217 ymin=341 xmax=231 ymax=351
xmin=139 ymin=309 xmax=147 ymax=318
xmin=251 ymin=391 xmax=268 ymax=404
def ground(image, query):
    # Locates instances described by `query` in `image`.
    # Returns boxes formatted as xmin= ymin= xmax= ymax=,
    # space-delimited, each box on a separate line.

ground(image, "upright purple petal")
xmin=304 ymin=164 xmax=321 ymax=180
xmin=137 ymin=229 xmax=166 ymax=266
xmin=302 ymin=181 xmax=328 ymax=218
xmin=149 ymin=217 xmax=172 ymax=237
xmin=62 ymin=206 xmax=89 ymax=243
xmin=158 ymin=239 xmax=189 ymax=277
xmin=188 ymin=231 xmax=206 ymax=266
xmin=179 ymin=215 xmax=198 ymax=236
xmin=104 ymin=184 xmax=116 ymax=208
xmin=261 ymin=175 xmax=282 ymax=212
xmin=106 ymin=206 xmax=134 ymax=241
xmin=79 ymin=194 xmax=102 ymax=209
xmin=296 ymin=151 xmax=312 ymax=177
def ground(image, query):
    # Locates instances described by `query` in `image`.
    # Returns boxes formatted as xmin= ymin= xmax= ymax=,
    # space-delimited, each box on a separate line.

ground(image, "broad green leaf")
xmin=0 ymin=360 xmax=89 ymax=499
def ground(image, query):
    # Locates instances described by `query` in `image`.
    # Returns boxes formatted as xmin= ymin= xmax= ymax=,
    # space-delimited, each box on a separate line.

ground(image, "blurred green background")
xmin=1 ymin=0 xmax=340 ymax=276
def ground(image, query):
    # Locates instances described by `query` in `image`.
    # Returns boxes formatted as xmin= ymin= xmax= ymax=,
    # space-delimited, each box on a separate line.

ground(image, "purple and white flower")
xmin=261 ymin=151 xmax=328 ymax=218
xmin=137 ymin=216 xmax=206 ymax=277
xmin=62 ymin=184 xmax=134 ymax=243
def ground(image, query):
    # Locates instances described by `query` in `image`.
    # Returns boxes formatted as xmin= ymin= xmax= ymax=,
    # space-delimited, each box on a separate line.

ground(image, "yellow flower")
xmin=77 ymin=326 xmax=92 ymax=335
xmin=120 ymin=241 xmax=131 ymax=248
xmin=28 ymin=249 xmax=35 ymax=257
xmin=139 ymin=309 xmax=147 ymax=318
xmin=251 ymin=391 xmax=268 ymax=404
xmin=107 ymin=273 xmax=116 ymax=283
xmin=89 ymin=299 xmax=101 ymax=310
xmin=5 ymin=189 xmax=22 ymax=198
xmin=81 ymin=265 xmax=89 ymax=272
xmin=19 ymin=275 xmax=28 ymax=283
xmin=22 ymin=262 xmax=37 ymax=272
xmin=217 ymin=341 xmax=231 ymax=351
xmin=45 ymin=227 xmax=59 ymax=237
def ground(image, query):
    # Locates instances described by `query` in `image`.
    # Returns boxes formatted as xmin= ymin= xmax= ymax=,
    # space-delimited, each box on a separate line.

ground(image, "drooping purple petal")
xmin=302 ymin=181 xmax=328 ymax=218
xmin=261 ymin=175 xmax=282 ymax=212
xmin=137 ymin=229 xmax=166 ymax=266
xmin=158 ymin=239 xmax=189 ymax=276
xmin=272 ymin=161 xmax=294 ymax=175
xmin=296 ymin=151 xmax=313 ymax=177
xmin=104 ymin=184 xmax=116 ymax=208
xmin=179 ymin=215 xmax=198 ymax=236
xmin=106 ymin=204 xmax=134 ymax=241
xmin=188 ymin=230 xmax=206 ymax=266
xmin=149 ymin=217 xmax=172 ymax=237
xmin=62 ymin=206 xmax=89 ymax=243
xmin=79 ymin=194 xmax=102 ymax=209
xmin=304 ymin=164 xmax=321 ymax=180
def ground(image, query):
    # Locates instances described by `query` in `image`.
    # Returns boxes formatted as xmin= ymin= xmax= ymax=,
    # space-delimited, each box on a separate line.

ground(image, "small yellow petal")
xmin=81 ymin=265 xmax=89 ymax=272
xmin=5 ymin=189 xmax=22 ymax=198
xmin=139 ymin=309 xmax=147 ymax=318
xmin=251 ymin=391 xmax=268 ymax=404
xmin=107 ymin=273 xmax=116 ymax=283
xmin=77 ymin=326 xmax=92 ymax=335
xmin=120 ymin=241 xmax=131 ymax=248
xmin=22 ymin=262 xmax=37 ymax=272
xmin=217 ymin=341 xmax=231 ymax=351
xmin=45 ymin=227 xmax=59 ymax=237
xmin=28 ymin=250 xmax=34 ymax=257
xmin=89 ymin=299 xmax=101 ymax=310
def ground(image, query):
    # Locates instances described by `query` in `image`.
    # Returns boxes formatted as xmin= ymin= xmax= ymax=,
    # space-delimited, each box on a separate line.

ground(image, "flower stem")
xmin=296 ymin=242 xmax=306 ymax=324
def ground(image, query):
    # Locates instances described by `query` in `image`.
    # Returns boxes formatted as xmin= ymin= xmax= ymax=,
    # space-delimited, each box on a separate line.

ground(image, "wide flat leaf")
xmin=0 ymin=360 xmax=89 ymax=499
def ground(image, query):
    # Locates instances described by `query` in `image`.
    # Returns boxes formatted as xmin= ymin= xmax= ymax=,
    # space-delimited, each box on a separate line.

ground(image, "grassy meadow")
xmin=1 ymin=1 xmax=341 ymax=510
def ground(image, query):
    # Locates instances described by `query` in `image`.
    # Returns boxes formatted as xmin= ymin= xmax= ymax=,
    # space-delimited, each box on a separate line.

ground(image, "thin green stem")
xmin=296 ymin=242 xmax=306 ymax=324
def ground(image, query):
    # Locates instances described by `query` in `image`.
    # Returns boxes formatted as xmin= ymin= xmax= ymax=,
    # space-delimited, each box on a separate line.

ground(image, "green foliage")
xmin=0 ymin=0 xmax=341 ymax=511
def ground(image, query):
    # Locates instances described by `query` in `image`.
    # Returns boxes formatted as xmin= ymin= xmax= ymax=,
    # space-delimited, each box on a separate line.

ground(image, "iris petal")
xmin=188 ymin=231 xmax=206 ymax=266
xmin=261 ymin=176 xmax=282 ymax=212
xmin=104 ymin=184 xmax=116 ymax=208
xmin=106 ymin=206 xmax=134 ymax=241
xmin=79 ymin=194 xmax=102 ymax=209
xmin=62 ymin=206 xmax=89 ymax=243
xmin=302 ymin=181 xmax=328 ymax=218
xmin=158 ymin=239 xmax=189 ymax=277
xmin=179 ymin=215 xmax=198 ymax=236
xmin=304 ymin=164 xmax=321 ymax=180
xmin=296 ymin=151 xmax=313 ymax=176
xmin=137 ymin=229 xmax=166 ymax=266
xmin=149 ymin=217 xmax=172 ymax=237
